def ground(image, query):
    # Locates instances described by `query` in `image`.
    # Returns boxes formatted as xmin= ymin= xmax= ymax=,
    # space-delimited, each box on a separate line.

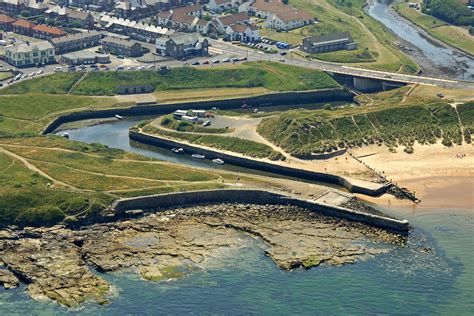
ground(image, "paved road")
xmin=2 ymin=38 xmax=473 ymax=91
xmin=208 ymin=39 xmax=474 ymax=90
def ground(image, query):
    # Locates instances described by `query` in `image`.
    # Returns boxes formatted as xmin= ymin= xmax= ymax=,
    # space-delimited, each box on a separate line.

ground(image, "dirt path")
xmin=0 ymin=147 xmax=80 ymax=190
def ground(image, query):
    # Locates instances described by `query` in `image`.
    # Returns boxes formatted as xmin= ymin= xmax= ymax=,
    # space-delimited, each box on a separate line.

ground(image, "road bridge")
xmin=209 ymin=40 xmax=474 ymax=91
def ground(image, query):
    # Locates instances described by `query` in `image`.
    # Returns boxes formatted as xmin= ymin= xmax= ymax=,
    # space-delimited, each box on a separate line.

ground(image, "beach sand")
xmin=352 ymin=142 xmax=474 ymax=210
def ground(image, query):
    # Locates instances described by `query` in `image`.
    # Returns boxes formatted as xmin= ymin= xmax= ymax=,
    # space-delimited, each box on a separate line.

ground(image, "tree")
xmin=20 ymin=10 xmax=31 ymax=17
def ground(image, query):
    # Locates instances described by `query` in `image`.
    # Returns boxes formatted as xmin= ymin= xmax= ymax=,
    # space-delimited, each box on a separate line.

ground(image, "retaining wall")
xmin=111 ymin=189 xmax=409 ymax=234
xmin=129 ymin=130 xmax=390 ymax=197
xmin=42 ymin=89 xmax=353 ymax=134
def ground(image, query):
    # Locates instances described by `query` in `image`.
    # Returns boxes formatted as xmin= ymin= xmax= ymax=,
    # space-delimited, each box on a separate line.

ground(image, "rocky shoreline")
xmin=0 ymin=203 xmax=405 ymax=308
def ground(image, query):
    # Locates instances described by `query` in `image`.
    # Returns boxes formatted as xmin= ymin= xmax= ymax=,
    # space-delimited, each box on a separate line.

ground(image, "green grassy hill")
xmin=258 ymin=91 xmax=473 ymax=155
xmin=0 ymin=62 xmax=340 ymax=96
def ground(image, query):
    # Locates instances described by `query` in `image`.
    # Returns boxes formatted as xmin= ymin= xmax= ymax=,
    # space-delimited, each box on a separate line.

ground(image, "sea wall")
xmin=129 ymin=130 xmax=390 ymax=197
xmin=111 ymin=189 xmax=409 ymax=234
xmin=42 ymin=89 xmax=353 ymax=134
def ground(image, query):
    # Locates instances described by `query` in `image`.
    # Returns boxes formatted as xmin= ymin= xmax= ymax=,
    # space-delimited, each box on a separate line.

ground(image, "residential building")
xmin=67 ymin=10 xmax=95 ymax=29
xmin=0 ymin=14 xmax=16 ymax=31
xmin=156 ymin=4 xmax=203 ymax=30
xmin=300 ymin=32 xmax=357 ymax=54
xmin=99 ymin=15 xmax=171 ymax=42
xmin=50 ymin=30 xmax=102 ymax=54
xmin=208 ymin=0 xmax=243 ymax=13
xmin=156 ymin=32 xmax=208 ymax=60
xmin=225 ymin=23 xmax=258 ymax=42
xmin=101 ymin=36 xmax=142 ymax=57
xmin=32 ymin=24 xmax=66 ymax=39
xmin=4 ymin=40 xmax=55 ymax=67
xmin=0 ymin=0 xmax=48 ymax=15
xmin=213 ymin=11 xmax=249 ymax=33
xmin=11 ymin=18 xmax=35 ymax=36
xmin=243 ymin=0 xmax=314 ymax=31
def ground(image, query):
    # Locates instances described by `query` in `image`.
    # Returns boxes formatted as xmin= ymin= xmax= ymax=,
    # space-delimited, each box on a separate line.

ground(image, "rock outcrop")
xmin=0 ymin=204 xmax=404 ymax=307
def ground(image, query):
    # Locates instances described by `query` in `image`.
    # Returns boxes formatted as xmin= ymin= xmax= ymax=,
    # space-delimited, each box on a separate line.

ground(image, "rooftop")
xmin=102 ymin=36 xmax=141 ymax=48
xmin=6 ymin=40 xmax=54 ymax=53
xmin=305 ymin=32 xmax=354 ymax=46
xmin=50 ymin=30 xmax=102 ymax=44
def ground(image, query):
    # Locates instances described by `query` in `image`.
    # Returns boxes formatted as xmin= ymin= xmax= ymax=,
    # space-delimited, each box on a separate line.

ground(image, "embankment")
xmin=111 ymin=189 xmax=409 ymax=234
xmin=129 ymin=130 xmax=390 ymax=197
xmin=42 ymin=89 xmax=353 ymax=134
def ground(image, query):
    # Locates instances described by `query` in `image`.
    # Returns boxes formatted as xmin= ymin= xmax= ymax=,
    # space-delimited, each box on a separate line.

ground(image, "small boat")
xmin=115 ymin=114 xmax=123 ymax=120
xmin=191 ymin=154 xmax=206 ymax=159
xmin=61 ymin=132 xmax=70 ymax=138
xmin=212 ymin=158 xmax=224 ymax=165
xmin=171 ymin=148 xmax=184 ymax=154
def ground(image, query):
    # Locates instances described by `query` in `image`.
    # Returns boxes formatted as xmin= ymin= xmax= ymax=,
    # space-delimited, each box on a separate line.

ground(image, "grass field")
xmin=394 ymin=3 xmax=474 ymax=56
xmin=0 ymin=71 xmax=14 ymax=81
xmin=286 ymin=0 xmax=419 ymax=73
xmin=0 ymin=136 xmax=229 ymax=227
xmin=141 ymin=124 xmax=285 ymax=161
xmin=0 ymin=62 xmax=339 ymax=96
xmin=72 ymin=62 xmax=339 ymax=96
xmin=0 ymin=94 xmax=130 ymax=136
xmin=160 ymin=115 xmax=231 ymax=134
xmin=0 ymin=73 xmax=83 ymax=95
xmin=258 ymin=88 xmax=473 ymax=155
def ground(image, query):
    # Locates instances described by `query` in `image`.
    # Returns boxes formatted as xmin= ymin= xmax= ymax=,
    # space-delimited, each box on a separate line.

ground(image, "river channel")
xmin=367 ymin=0 xmax=474 ymax=80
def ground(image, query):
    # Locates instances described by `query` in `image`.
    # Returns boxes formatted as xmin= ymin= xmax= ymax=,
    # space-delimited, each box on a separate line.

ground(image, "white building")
xmin=225 ymin=24 xmax=259 ymax=42
xmin=4 ymin=41 xmax=55 ymax=67
xmin=208 ymin=0 xmax=243 ymax=13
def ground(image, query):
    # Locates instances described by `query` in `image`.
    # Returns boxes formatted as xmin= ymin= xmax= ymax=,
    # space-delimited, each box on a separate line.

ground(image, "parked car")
xmin=222 ymin=58 xmax=231 ymax=63
xmin=191 ymin=61 xmax=200 ymax=66
xmin=115 ymin=65 xmax=124 ymax=71
xmin=212 ymin=59 xmax=220 ymax=64
xmin=53 ymin=66 xmax=62 ymax=72
xmin=203 ymin=60 xmax=209 ymax=65
xmin=232 ymin=57 xmax=240 ymax=62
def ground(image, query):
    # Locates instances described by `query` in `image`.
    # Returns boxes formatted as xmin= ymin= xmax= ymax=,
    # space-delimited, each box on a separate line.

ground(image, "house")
xmin=0 ymin=14 xmax=16 ymax=31
xmin=300 ymin=32 xmax=357 ymax=54
xmin=156 ymin=32 xmax=208 ymax=60
xmin=245 ymin=0 xmax=314 ymax=31
xmin=32 ymin=24 xmax=66 ymax=40
xmin=99 ymin=15 xmax=171 ymax=42
xmin=101 ymin=37 xmax=143 ymax=57
xmin=50 ymin=30 xmax=102 ymax=54
xmin=11 ymin=19 xmax=35 ymax=36
xmin=69 ymin=0 xmax=115 ymax=11
xmin=24 ymin=0 xmax=48 ymax=16
xmin=196 ymin=19 xmax=212 ymax=34
xmin=208 ymin=0 xmax=243 ymax=13
xmin=213 ymin=11 xmax=249 ymax=33
xmin=156 ymin=4 xmax=203 ymax=30
xmin=67 ymin=10 xmax=95 ymax=29
xmin=225 ymin=23 xmax=258 ymax=42
xmin=4 ymin=40 xmax=55 ymax=67
xmin=0 ymin=0 xmax=23 ymax=15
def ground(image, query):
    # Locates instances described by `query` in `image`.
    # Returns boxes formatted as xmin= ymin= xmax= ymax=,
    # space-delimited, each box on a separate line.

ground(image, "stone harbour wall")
xmin=111 ymin=189 xmax=410 ymax=234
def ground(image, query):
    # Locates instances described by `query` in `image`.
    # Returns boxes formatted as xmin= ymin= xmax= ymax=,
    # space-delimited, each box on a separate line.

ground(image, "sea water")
xmin=0 ymin=206 xmax=472 ymax=315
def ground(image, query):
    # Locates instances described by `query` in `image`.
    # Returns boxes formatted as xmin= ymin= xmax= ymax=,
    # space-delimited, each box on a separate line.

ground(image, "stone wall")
xmin=129 ymin=130 xmax=390 ymax=197
xmin=42 ymin=89 xmax=353 ymax=134
xmin=112 ymin=189 xmax=410 ymax=234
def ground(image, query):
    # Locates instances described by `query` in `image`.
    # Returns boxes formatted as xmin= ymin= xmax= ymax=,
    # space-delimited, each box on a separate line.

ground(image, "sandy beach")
xmin=352 ymin=142 xmax=474 ymax=210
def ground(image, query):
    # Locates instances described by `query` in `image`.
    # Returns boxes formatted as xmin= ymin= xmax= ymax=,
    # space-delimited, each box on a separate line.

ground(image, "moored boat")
xmin=115 ymin=114 xmax=123 ymax=120
xmin=191 ymin=154 xmax=206 ymax=159
xmin=212 ymin=158 xmax=224 ymax=165
xmin=172 ymin=148 xmax=184 ymax=154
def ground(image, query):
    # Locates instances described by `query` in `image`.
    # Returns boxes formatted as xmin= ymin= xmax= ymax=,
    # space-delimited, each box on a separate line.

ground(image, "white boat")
xmin=115 ymin=114 xmax=123 ymax=120
xmin=172 ymin=148 xmax=184 ymax=154
xmin=61 ymin=132 xmax=70 ymax=138
xmin=191 ymin=154 xmax=206 ymax=159
xmin=212 ymin=158 xmax=224 ymax=165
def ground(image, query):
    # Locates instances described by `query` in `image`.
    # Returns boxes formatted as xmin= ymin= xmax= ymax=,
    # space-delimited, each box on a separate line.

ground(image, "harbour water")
xmin=0 ymin=116 xmax=472 ymax=314
xmin=367 ymin=0 xmax=474 ymax=80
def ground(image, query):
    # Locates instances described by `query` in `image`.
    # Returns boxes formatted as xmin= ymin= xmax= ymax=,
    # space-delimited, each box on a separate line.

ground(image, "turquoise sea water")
xmin=1 ymin=206 xmax=473 ymax=315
